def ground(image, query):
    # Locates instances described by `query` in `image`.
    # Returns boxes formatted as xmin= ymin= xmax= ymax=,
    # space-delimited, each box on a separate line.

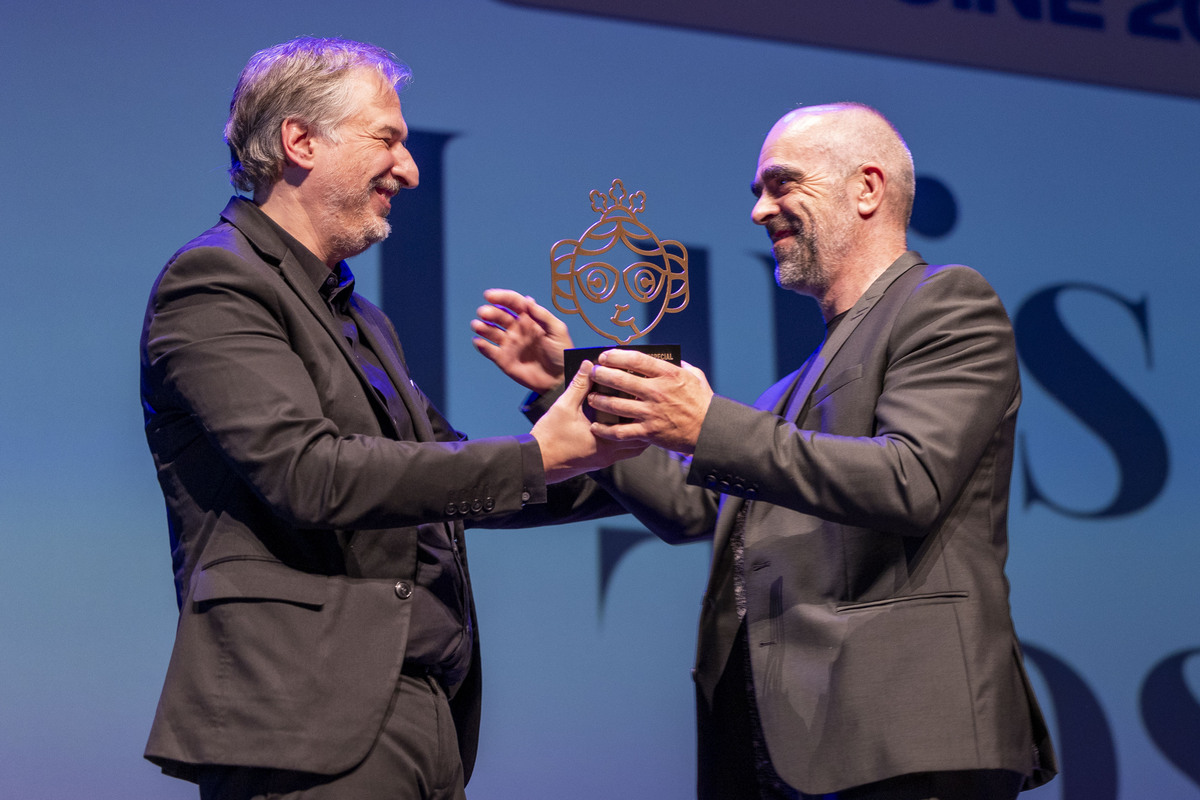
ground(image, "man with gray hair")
xmin=140 ymin=36 xmax=638 ymax=799
xmin=475 ymin=103 xmax=1058 ymax=799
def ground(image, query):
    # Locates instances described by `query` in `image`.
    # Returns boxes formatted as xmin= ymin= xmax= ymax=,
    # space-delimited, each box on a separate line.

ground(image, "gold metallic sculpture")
xmin=551 ymin=180 xmax=690 ymax=422
xmin=551 ymin=179 xmax=689 ymax=346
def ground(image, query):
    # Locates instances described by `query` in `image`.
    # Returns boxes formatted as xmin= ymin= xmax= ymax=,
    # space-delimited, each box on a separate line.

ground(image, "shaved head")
xmin=770 ymin=103 xmax=915 ymax=229
xmin=751 ymin=102 xmax=916 ymax=316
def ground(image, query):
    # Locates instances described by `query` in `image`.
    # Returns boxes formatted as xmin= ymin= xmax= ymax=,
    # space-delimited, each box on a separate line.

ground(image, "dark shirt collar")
xmin=320 ymin=261 xmax=357 ymax=313
xmin=239 ymin=199 xmax=356 ymax=310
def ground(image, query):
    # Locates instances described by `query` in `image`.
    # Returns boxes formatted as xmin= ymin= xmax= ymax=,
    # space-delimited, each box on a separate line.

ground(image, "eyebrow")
xmin=373 ymin=125 xmax=407 ymax=142
xmin=752 ymin=164 xmax=805 ymax=197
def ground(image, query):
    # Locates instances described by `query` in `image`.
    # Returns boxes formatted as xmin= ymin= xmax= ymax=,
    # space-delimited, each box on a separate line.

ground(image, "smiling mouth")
xmin=372 ymin=177 xmax=400 ymax=200
xmin=372 ymin=186 xmax=397 ymax=214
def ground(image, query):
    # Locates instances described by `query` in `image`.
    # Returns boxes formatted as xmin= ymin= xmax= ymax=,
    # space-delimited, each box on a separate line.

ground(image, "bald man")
xmin=474 ymin=103 xmax=1058 ymax=799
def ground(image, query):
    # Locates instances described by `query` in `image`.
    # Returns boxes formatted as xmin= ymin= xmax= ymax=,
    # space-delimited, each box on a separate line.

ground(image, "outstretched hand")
xmin=532 ymin=360 xmax=647 ymax=483
xmin=472 ymin=288 xmax=573 ymax=394
xmin=587 ymin=349 xmax=714 ymax=455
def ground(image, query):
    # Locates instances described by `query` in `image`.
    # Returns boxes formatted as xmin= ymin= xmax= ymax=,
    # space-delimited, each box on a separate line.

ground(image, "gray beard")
xmin=327 ymin=214 xmax=390 ymax=262
xmin=774 ymin=231 xmax=831 ymax=296
xmin=322 ymin=178 xmax=395 ymax=262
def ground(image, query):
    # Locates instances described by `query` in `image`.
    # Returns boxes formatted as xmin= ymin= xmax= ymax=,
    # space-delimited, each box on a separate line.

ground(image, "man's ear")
xmin=855 ymin=163 xmax=886 ymax=218
xmin=280 ymin=117 xmax=317 ymax=170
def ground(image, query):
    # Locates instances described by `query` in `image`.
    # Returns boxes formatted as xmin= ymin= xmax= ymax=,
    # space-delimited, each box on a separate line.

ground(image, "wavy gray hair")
xmin=224 ymin=37 xmax=412 ymax=193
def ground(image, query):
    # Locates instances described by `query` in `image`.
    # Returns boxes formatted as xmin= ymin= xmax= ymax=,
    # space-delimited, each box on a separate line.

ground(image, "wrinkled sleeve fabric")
xmin=142 ymin=243 xmax=540 ymax=531
xmin=688 ymin=265 xmax=1019 ymax=536
xmin=517 ymin=387 xmax=718 ymax=543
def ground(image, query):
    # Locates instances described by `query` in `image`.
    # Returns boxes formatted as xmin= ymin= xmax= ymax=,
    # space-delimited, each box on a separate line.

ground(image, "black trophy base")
xmin=563 ymin=343 xmax=682 ymax=424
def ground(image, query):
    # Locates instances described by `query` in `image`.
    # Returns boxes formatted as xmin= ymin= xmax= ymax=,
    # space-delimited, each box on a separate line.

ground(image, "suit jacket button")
xmin=471 ymin=499 xmax=483 ymax=513
xmin=394 ymin=580 xmax=413 ymax=600
xmin=483 ymin=497 xmax=495 ymax=512
xmin=458 ymin=501 xmax=471 ymax=515
xmin=444 ymin=502 xmax=458 ymax=516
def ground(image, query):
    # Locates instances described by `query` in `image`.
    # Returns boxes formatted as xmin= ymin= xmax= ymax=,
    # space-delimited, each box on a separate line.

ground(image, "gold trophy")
xmin=551 ymin=179 xmax=690 ymax=422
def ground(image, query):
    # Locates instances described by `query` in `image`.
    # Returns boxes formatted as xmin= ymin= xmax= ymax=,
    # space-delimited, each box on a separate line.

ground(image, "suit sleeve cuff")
xmin=687 ymin=395 xmax=761 ymax=500
xmin=516 ymin=433 xmax=548 ymax=506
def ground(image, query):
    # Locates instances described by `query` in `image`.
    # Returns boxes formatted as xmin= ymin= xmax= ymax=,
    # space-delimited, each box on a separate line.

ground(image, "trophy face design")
xmin=552 ymin=179 xmax=689 ymax=345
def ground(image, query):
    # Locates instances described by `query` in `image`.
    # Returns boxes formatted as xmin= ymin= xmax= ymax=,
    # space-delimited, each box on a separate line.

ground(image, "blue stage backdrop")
xmin=2 ymin=2 xmax=1198 ymax=798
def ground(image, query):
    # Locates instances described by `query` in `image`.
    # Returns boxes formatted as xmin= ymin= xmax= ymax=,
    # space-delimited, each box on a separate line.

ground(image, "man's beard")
xmin=323 ymin=175 xmax=399 ymax=262
xmin=772 ymin=226 xmax=830 ymax=296
xmin=769 ymin=206 xmax=853 ymax=297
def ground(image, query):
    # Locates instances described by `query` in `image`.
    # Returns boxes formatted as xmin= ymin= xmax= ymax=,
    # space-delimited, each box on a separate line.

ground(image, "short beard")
xmin=323 ymin=176 xmax=397 ymax=262
xmin=773 ymin=229 xmax=831 ymax=297
xmin=770 ymin=203 xmax=854 ymax=298
xmin=326 ymin=216 xmax=391 ymax=263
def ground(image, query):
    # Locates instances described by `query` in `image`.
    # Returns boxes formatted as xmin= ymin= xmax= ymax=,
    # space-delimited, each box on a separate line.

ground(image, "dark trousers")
xmin=696 ymin=625 xmax=796 ymax=800
xmin=697 ymin=626 xmax=1023 ymax=800
xmin=198 ymin=671 xmax=465 ymax=800
xmin=802 ymin=770 xmax=1024 ymax=800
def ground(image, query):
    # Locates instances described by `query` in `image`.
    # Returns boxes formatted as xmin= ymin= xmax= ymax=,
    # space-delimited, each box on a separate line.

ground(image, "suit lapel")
xmin=783 ymin=251 xmax=926 ymax=422
xmin=223 ymin=198 xmax=420 ymax=443
xmin=350 ymin=299 xmax=436 ymax=443
xmin=710 ymin=253 xmax=926 ymax=563
xmin=698 ymin=252 xmax=928 ymax=704
xmin=275 ymin=253 xmax=414 ymax=436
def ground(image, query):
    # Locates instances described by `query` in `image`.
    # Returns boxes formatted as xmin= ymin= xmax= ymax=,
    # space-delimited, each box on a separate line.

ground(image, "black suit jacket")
xmin=140 ymin=198 xmax=608 ymax=782
xmin=588 ymin=253 xmax=1058 ymax=794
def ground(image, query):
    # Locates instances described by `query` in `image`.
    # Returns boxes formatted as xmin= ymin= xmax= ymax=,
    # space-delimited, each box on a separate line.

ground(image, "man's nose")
xmin=751 ymin=194 xmax=776 ymax=226
xmin=393 ymin=147 xmax=419 ymax=189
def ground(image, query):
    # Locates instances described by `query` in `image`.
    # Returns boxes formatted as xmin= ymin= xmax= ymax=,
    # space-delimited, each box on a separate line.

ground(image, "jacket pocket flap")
xmin=836 ymin=590 xmax=968 ymax=613
xmin=192 ymin=559 xmax=326 ymax=608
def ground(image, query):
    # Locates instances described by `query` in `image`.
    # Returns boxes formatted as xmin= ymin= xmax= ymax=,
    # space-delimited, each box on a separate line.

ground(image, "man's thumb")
xmin=562 ymin=360 xmax=594 ymax=404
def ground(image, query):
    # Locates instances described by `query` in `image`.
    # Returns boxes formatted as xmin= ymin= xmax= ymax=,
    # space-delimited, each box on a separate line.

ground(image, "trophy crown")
xmin=589 ymin=179 xmax=646 ymax=218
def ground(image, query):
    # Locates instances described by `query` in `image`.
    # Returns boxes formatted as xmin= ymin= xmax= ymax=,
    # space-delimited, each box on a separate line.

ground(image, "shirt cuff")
xmin=520 ymin=386 xmax=563 ymax=424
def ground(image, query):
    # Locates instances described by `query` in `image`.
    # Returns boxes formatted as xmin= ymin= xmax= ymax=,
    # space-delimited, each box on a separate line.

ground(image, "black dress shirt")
xmin=257 ymin=206 xmax=472 ymax=686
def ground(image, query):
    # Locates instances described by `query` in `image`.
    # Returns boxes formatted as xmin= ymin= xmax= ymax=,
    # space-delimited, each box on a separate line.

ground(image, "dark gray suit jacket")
xmin=140 ymin=198 xmax=608 ymax=782
xmin=590 ymin=252 xmax=1057 ymax=794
